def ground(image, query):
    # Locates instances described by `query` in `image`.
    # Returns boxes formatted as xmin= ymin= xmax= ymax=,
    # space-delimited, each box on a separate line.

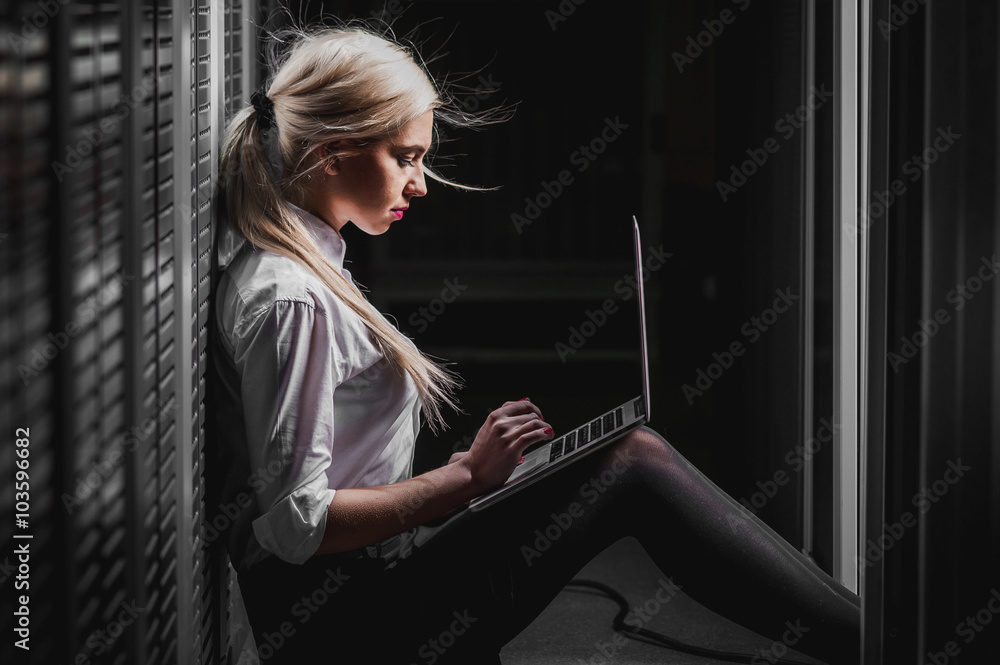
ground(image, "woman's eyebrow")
xmin=392 ymin=143 xmax=429 ymax=155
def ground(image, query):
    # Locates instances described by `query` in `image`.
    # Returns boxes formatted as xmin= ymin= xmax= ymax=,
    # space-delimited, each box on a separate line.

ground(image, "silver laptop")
xmin=469 ymin=216 xmax=652 ymax=511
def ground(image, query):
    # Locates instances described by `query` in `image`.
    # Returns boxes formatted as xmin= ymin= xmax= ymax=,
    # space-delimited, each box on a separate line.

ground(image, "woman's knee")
xmin=617 ymin=426 xmax=674 ymax=459
xmin=600 ymin=426 xmax=678 ymax=480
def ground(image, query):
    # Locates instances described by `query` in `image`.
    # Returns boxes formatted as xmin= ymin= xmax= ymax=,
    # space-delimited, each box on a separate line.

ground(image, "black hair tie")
xmin=251 ymin=89 xmax=275 ymax=130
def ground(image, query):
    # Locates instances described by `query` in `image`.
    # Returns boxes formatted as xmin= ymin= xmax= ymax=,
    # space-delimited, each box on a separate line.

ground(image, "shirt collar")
xmin=287 ymin=202 xmax=347 ymax=269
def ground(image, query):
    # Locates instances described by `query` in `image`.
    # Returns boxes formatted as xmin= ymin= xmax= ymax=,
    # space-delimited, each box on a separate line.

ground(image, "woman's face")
xmin=307 ymin=110 xmax=433 ymax=235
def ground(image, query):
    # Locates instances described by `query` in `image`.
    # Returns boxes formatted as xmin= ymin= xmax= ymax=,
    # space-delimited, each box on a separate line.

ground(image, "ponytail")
xmin=219 ymin=26 xmax=510 ymax=432
xmin=219 ymin=102 xmax=460 ymax=432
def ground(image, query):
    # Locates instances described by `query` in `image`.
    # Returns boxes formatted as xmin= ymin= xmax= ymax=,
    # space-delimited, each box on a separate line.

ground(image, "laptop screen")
xmin=531 ymin=216 xmax=652 ymax=432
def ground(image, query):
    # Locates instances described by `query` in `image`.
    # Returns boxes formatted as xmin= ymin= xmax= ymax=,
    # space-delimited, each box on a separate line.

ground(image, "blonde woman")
xmin=208 ymin=25 xmax=859 ymax=665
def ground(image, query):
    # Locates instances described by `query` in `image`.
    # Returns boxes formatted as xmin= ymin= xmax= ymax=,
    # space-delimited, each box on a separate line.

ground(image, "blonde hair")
xmin=220 ymin=25 xmax=502 ymax=431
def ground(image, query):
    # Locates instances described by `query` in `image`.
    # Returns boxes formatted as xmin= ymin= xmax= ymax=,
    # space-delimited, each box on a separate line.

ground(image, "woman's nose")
xmin=406 ymin=167 xmax=427 ymax=197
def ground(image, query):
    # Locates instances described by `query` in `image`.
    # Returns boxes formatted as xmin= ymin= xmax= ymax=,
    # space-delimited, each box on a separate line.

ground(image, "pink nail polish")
xmin=543 ymin=427 xmax=553 ymax=435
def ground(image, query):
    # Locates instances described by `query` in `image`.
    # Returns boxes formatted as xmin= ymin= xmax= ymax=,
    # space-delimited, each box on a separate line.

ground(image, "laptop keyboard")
xmin=564 ymin=430 xmax=577 ymax=453
xmin=549 ymin=406 xmax=625 ymax=463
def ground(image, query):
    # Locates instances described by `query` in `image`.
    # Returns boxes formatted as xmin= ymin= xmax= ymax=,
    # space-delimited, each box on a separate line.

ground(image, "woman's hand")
xmin=317 ymin=400 xmax=551 ymax=555
xmin=457 ymin=398 xmax=554 ymax=495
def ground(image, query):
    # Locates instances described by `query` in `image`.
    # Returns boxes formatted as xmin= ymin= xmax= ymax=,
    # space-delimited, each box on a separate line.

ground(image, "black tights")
xmin=239 ymin=428 xmax=859 ymax=664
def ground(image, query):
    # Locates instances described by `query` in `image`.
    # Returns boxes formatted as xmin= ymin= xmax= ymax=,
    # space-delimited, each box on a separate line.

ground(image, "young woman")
xmin=209 ymin=25 xmax=859 ymax=665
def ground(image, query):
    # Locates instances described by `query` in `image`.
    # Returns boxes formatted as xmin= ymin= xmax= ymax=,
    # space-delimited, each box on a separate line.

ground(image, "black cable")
xmin=565 ymin=579 xmax=814 ymax=665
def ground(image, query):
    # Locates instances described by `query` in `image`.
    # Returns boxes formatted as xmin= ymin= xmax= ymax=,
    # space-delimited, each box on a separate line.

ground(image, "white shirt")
xmin=209 ymin=203 xmax=422 ymax=573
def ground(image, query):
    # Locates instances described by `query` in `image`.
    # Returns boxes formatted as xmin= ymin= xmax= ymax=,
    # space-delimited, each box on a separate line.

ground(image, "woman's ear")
xmin=319 ymin=141 xmax=342 ymax=176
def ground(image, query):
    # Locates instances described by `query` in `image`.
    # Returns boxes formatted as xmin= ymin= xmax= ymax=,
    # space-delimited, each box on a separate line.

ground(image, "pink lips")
xmin=391 ymin=208 xmax=407 ymax=220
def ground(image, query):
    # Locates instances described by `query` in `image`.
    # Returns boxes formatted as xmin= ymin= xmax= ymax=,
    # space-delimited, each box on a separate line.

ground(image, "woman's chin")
xmin=350 ymin=219 xmax=394 ymax=236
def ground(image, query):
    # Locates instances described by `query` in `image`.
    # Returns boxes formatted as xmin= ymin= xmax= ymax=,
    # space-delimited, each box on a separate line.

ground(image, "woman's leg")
xmin=409 ymin=427 xmax=859 ymax=664
xmin=239 ymin=427 xmax=859 ymax=664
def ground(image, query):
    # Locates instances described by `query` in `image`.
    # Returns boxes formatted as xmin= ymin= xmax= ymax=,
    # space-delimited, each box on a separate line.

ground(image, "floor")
xmin=228 ymin=536 xmax=828 ymax=664
xmin=501 ymin=538 xmax=826 ymax=665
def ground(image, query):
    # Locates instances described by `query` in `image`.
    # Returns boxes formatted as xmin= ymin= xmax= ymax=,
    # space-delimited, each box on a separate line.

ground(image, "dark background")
xmin=5 ymin=0 xmax=1000 ymax=663
xmin=278 ymin=0 xmax=832 ymax=562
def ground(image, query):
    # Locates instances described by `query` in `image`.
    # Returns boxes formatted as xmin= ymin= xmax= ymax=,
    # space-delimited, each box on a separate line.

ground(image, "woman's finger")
xmin=495 ymin=398 xmax=544 ymax=420
xmin=514 ymin=423 xmax=555 ymax=452
xmin=497 ymin=412 xmax=541 ymax=431
xmin=511 ymin=415 xmax=551 ymax=436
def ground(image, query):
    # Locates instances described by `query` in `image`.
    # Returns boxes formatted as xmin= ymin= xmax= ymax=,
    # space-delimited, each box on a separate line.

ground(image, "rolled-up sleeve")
xmin=232 ymin=298 xmax=341 ymax=564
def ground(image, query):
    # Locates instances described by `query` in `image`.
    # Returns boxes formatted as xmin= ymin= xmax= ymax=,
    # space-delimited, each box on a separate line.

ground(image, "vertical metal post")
xmin=120 ymin=0 xmax=147 ymax=660
xmin=172 ymin=0 xmax=195 ymax=662
xmin=49 ymin=0 xmax=74 ymax=658
xmin=861 ymin=0 xmax=890 ymax=657
xmin=242 ymin=0 xmax=259 ymax=100
xmin=206 ymin=4 xmax=226 ymax=658
xmin=801 ymin=0 xmax=817 ymax=560
xmin=211 ymin=5 xmax=225 ymax=217
xmin=833 ymin=0 xmax=862 ymax=594
xmin=856 ymin=0 xmax=872 ymax=603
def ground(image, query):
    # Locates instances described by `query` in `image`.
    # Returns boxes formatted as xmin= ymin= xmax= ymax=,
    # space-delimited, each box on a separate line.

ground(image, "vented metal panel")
xmin=66 ymin=3 xmax=134 ymax=664
xmin=191 ymin=0 xmax=218 ymax=661
xmin=224 ymin=1 xmax=245 ymax=119
xmin=1 ymin=2 xmax=64 ymax=664
xmin=137 ymin=1 xmax=182 ymax=663
xmin=2 ymin=1 xmax=257 ymax=663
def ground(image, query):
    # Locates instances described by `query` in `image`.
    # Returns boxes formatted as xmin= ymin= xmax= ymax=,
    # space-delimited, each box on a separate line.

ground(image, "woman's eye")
xmin=397 ymin=156 xmax=415 ymax=167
